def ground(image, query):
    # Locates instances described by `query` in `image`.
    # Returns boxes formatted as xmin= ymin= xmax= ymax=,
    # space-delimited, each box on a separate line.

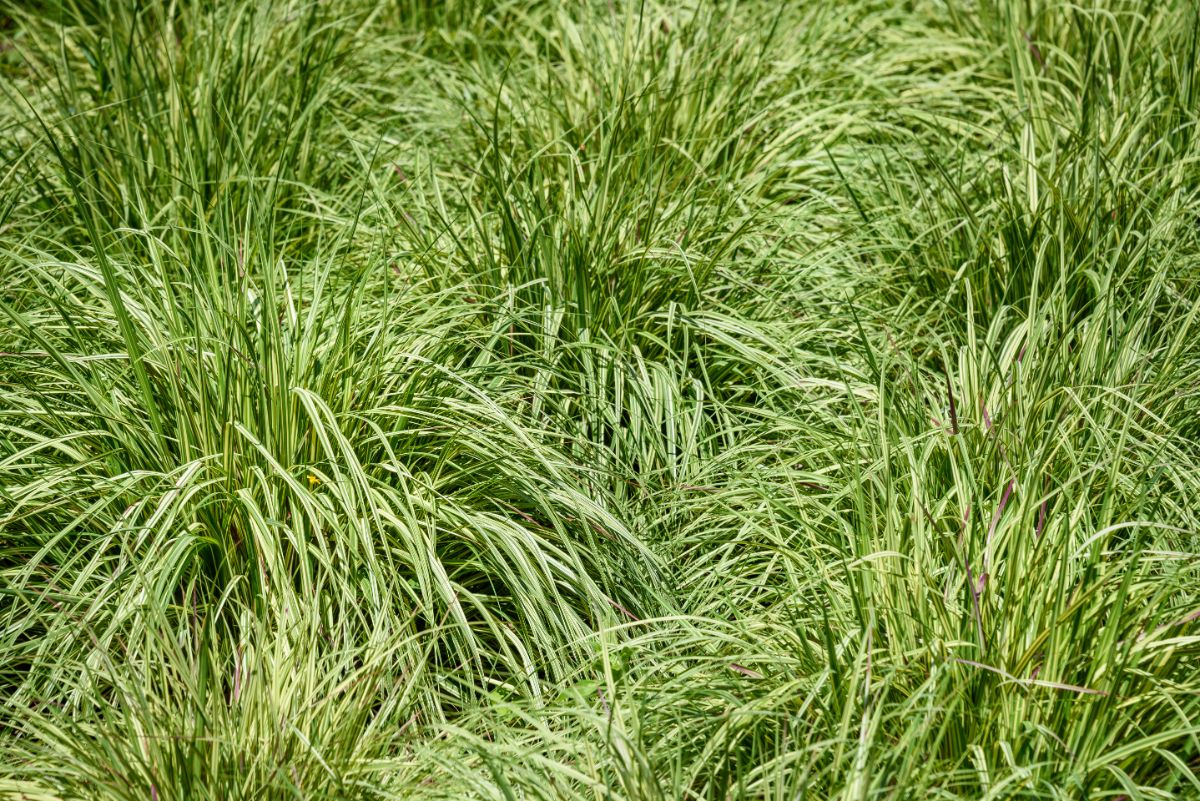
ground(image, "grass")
xmin=0 ymin=0 xmax=1198 ymax=798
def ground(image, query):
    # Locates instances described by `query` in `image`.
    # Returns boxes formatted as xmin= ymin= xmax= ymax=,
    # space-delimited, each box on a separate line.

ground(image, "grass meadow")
xmin=1 ymin=0 xmax=1199 ymax=798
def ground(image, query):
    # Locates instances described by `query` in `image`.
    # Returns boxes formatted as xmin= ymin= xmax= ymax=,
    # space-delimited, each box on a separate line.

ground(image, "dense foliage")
xmin=1 ymin=1 xmax=1198 ymax=798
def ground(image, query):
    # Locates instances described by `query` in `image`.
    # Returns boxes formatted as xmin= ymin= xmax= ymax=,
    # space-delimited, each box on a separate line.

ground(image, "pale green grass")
xmin=1 ymin=1 xmax=1198 ymax=799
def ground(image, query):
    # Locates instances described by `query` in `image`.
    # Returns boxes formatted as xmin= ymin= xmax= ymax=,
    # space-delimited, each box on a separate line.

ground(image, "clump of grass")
xmin=1 ymin=0 xmax=1198 ymax=799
